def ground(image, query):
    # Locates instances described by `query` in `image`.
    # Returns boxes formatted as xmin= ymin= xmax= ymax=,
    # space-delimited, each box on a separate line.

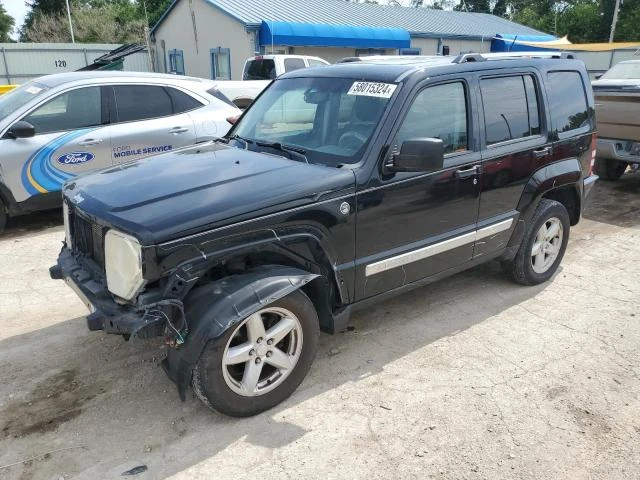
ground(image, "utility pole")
xmin=609 ymin=0 xmax=621 ymax=43
xmin=65 ymin=0 xmax=75 ymax=43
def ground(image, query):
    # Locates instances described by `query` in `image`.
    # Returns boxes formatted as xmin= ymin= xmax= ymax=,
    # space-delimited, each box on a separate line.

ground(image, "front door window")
xmin=24 ymin=87 xmax=103 ymax=134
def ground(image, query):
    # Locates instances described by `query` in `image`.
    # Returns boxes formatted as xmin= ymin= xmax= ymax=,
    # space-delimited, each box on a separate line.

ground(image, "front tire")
xmin=192 ymin=289 xmax=319 ymax=417
xmin=594 ymin=158 xmax=627 ymax=181
xmin=503 ymin=199 xmax=570 ymax=286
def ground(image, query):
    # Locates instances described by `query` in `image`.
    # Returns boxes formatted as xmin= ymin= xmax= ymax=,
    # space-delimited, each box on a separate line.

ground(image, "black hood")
xmin=64 ymin=143 xmax=356 ymax=244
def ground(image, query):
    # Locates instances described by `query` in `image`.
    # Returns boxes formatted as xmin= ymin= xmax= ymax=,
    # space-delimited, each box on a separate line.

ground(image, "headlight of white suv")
xmin=105 ymin=229 xmax=145 ymax=300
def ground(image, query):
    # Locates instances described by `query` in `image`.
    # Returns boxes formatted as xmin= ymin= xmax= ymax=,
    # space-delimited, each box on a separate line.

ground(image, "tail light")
xmin=588 ymin=133 xmax=597 ymax=176
xmin=226 ymin=114 xmax=240 ymax=125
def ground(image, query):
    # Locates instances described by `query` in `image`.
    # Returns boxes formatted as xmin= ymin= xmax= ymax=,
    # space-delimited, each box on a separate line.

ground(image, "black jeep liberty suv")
xmin=51 ymin=53 xmax=598 ymax=416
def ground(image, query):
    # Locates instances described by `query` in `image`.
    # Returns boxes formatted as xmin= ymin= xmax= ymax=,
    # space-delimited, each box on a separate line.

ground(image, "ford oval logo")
xmin=57 ymin=152 xmax=95 ymax=165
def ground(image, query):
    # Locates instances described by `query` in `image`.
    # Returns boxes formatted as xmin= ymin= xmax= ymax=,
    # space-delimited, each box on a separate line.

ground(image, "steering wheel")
xmin=338 ymin=131 xmax=368 ymax=150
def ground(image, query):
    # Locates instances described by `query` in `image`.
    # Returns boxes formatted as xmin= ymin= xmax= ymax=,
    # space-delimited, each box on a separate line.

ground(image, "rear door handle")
xmin=169 ymin=127 xmax=189 ymax=134
xmin=533 ymin=146 xmax=552 ymax=158
xmin=455 ymin=165 xmax=480 ymax=179
xmin=78 ymin=138 xmax=103 ymax=146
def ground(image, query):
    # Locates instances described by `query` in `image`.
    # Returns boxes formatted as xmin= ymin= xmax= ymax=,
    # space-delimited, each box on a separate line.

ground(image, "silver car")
xmin=0 ymin=71 xmax=241 ymax=231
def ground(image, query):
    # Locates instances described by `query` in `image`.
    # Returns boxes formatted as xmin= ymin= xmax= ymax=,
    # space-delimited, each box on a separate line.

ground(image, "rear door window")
xmin=547 ymin=71 xmax=591 ymax=137
xmin=284 ymin=58 xmax=306 ymax=73
xmin=113 ymin=85 xmax=173 ymax=122
xmin=243 ymin=59 xmax=276 ymax=80
xmin=481 ymin=75 xmax=540 ymax=146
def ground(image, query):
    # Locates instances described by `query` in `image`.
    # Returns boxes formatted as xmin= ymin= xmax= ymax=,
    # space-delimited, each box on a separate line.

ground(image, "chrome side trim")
xmin=365 ymin=218 xmax=513 ymax=277
xmin=365 ymin=231 xmax=476 ymax=277
xmin=476 ymin=218 xmax=514 ymax=240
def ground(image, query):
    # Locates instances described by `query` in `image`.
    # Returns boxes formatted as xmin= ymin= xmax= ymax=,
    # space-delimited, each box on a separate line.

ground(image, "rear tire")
xmin=503 ymin=199 xmax=570 ymax=286
xmin=594 ymin=158 xmax=627 ymax=181
xmin=192 ymin=289 xmax=319 ymax=417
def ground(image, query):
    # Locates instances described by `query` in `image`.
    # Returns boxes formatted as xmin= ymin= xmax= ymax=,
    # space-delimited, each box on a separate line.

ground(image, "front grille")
xmin=70 ymin=209 xmax=105 ymax=269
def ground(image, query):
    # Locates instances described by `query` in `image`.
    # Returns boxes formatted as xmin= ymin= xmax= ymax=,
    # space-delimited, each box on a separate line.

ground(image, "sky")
xmin=4 ymin=0 xmax=29 ymax=39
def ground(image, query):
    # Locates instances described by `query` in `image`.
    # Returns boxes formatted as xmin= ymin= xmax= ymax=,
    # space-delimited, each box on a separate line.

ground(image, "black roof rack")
xmin=452 ymin=51 xmax=576 ymax=64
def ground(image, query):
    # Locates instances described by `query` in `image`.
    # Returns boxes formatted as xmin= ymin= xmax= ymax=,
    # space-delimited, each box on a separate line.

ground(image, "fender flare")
xmin=504 ymin=158 xmax=582 ymax=256
xmin=161 ymin=265 xmax=319 ymax=400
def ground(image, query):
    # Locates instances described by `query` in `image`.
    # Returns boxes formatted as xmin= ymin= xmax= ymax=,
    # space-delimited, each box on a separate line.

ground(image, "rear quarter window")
xmin=166 ymin=87 xmax=203 ymax=113
xmin=546 ymin=71 xmax=591 ymax=138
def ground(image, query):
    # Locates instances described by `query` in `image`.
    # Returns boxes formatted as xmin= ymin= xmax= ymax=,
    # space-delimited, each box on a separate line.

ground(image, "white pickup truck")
xmin=213 ymin=55 xmax=330 ymax=109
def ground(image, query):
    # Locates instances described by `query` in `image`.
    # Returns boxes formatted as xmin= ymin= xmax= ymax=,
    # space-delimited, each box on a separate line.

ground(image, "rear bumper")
xmin=583 ymin=174 xmax=598 ymax=198
xmin=597 ymin=138 xmax=640 ymax=164
xmin=50 ymin=248 xmax=166 ymax=338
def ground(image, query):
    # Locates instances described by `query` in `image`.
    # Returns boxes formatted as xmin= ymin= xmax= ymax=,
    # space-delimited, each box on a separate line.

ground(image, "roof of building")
xmin=152 ymin=0 xmax=547 ymax=39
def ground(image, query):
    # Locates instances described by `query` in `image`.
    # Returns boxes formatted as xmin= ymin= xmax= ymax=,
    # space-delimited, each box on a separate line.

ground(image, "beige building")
xmin=151 ymin=0 xmax=545 ymax=80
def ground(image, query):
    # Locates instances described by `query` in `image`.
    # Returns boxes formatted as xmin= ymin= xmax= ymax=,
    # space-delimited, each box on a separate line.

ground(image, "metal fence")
xmin=0 ymin=43 xmax=151 ymax=85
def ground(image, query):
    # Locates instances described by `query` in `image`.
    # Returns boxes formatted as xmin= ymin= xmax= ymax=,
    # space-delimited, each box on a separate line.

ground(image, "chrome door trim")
xmin=365 ymin=218 xmax=513 ymax=277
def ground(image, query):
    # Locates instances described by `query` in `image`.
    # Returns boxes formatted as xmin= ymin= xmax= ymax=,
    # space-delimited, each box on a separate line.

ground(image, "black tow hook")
xmin=49 ymin=265 xmax=63 ymax=280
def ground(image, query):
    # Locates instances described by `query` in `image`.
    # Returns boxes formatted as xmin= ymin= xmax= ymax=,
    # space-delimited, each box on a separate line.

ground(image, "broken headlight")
xmin=104 ymin=229 xmax=145 ymax=301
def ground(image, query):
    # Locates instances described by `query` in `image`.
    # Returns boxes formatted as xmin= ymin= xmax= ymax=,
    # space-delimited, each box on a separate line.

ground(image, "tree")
xmin=23 ymin=3 xmax=145 ymax=43
xmin=139 ymin=0 xmax=173 ymax=27
xmin=0 ymin=2 xmax=14 ymax=42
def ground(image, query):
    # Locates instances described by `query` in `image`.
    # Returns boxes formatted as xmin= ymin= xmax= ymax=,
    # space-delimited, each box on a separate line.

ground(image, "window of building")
xmin=481 ymin=75 xmax=540 ymax=145
xmin=356 ymin=48 xmax=387 ymax=57
xmin=24 ymin=87 xmax=103 ymax=134
xmin=113 ymin=85 xmax=173 ymax=123
xmin=211 ymin=47 xmax=231 ymax=80
xmin=547 ymin=71 xmax=590 ymax=136
xmin=395 ymin=81 xmax=468 ymax=155
xmin=168 ymin=49 xmax=185 ymax=75
xmin=399 ymin=48 xmax=421 ymax=56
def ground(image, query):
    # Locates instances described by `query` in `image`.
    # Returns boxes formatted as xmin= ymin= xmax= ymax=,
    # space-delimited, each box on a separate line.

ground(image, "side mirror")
xmin=386 ymin=138 xmax=444 ymax=173
xmin=6 ymin=121 xmax=36 ymax=139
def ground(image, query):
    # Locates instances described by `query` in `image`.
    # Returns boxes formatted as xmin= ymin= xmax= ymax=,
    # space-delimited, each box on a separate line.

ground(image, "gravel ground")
xmin=0 ymin=173 xmax=639 ymax=480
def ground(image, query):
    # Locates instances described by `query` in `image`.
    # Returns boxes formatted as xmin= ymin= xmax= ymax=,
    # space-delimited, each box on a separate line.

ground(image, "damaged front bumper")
xmin=49 ymin=248 xmax=177 ymax=339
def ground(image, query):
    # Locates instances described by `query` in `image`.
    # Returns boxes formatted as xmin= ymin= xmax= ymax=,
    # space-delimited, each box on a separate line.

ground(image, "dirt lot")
xmin=0 ymin=174 xmax=639 ymax=480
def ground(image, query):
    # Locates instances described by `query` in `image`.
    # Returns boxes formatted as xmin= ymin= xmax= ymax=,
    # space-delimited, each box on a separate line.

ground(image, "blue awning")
xmin=259 ymin=21 xmax=410 ymax=49
xmin=491 ymin=33 xmax=557 ymax=52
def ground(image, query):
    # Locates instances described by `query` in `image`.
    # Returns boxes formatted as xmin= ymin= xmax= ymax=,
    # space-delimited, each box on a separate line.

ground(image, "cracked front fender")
xmin=161 ymin=265 xmax=319 ymax=400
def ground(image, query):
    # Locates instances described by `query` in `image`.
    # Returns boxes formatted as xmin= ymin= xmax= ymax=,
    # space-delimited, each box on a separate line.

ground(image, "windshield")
xmin=243 ymin=59 xmax=277 ymax=80
xmin=231 ymin=77 xmax=396 ymax=166
xmin=0 ymin=81 xmax=50 ymax=119
xmin=601 ymin=62 xmax=640 ymax=80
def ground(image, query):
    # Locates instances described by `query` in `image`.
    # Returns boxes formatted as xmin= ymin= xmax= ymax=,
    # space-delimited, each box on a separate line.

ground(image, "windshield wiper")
xmin=255 ymin=141 xmax=309 ymax=163
xmin=227 ymin=134 xmax=254 ymax=148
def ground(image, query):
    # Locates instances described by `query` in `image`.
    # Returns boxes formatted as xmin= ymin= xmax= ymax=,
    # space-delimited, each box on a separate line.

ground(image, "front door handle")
xmin=455 ymin=165 xmax=480 ymax=179
xmin=78 ymin=138 xmax=103 ymax=146
xmin=533 ymin=146 xmax=552 ymax=158
xmin=169 ymin=127 xmax=189 ymax=134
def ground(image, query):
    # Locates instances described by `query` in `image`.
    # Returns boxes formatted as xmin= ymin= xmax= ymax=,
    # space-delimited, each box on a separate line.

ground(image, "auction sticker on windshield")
xmin=347 ymin=81 xmax=397 ymax=98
